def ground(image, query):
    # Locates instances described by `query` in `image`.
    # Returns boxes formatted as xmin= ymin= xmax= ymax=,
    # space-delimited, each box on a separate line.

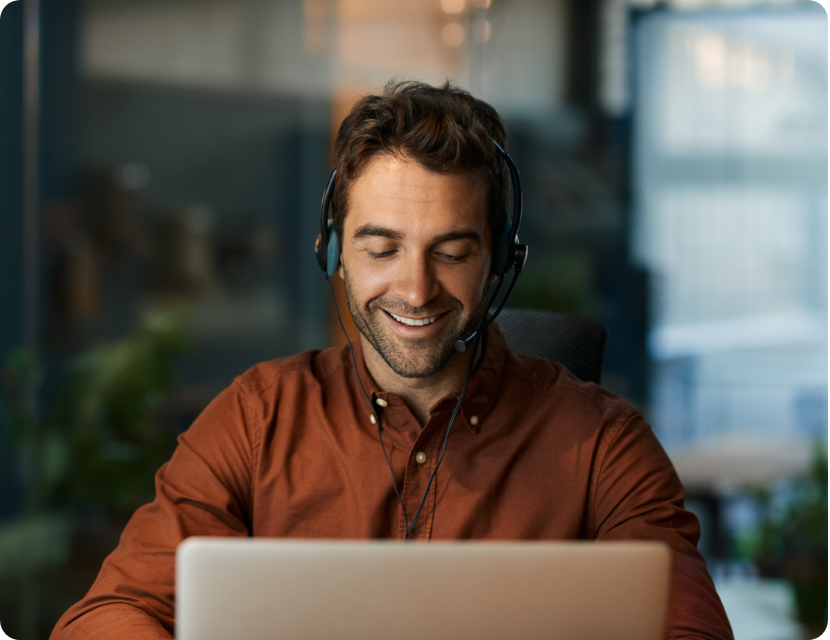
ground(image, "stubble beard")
xmin=343 ymin=270 xmax=490 ymax=379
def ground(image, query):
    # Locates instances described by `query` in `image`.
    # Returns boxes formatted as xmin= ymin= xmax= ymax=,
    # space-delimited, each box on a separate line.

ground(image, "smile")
xmin=387 ymin=312 xmax=441 ymax=327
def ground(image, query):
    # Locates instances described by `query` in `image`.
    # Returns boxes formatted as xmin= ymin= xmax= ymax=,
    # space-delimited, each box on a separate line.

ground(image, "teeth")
xmin=389 ymin=312 xmax=438 ymax=327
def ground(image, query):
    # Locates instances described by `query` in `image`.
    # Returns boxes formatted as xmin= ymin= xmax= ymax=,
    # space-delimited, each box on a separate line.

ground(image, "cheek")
xmin=439 ymin=265 xmax=489 ymax=304
xmin=358 ymin=271 xmax=392 ymax=298
xmin=344 ymin=256 xmax=392 ymax=298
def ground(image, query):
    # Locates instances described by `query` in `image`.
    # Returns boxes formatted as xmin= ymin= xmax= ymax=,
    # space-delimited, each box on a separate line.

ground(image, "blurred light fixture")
xmin=471 ymin=0 xmax=491 ymax=7
xmin=116 ymin=162 xmax=151 ymax=191
xmin=441 ymin=0 xmax=465 ymax=14
xmin=442 ymin=22 xmax=466 ymax=47
xmin=472 ymin=18 xmax=491 ymax=42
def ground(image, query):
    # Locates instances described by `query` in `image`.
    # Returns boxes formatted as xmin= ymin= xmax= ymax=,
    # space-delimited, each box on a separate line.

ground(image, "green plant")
xmin=48 ymin=304 xmax=191 ymax=514
xmin=3 ymin=304 xmax=190 ymax=516
xmin=1 ymin=303 xmax=190 ymax=638
xmin=733 ymin=442 xmax=828 ymax=633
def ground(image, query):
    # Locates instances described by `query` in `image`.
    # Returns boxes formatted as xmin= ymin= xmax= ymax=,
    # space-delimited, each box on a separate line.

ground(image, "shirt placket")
xmin=396 ymin=408 xmax=458 ymax=542
xmin=368 ymin=393 xmax=424 ymax=540
xmin=368 ymin=376 xmax=493 ymax=542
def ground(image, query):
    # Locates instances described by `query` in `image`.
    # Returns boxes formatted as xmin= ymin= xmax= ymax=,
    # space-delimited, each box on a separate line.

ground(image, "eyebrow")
xmin=432 ymin=229 xmax=484 ymax=245
xmin=352 ymin=225 xmax=404 ymax=241
xmin=352 ymin=225 xmax=483 ymax=245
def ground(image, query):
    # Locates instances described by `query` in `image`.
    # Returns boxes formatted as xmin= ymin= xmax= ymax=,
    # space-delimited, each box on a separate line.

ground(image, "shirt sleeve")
xmin=591 ymin=413 xmax=734 ymax=640
xmin=50 ymin=381 xmax=256 ymax=639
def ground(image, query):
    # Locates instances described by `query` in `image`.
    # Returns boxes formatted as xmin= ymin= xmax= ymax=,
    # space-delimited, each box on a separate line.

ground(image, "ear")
xmin=338 ymin=260 xmax=345 ymax=280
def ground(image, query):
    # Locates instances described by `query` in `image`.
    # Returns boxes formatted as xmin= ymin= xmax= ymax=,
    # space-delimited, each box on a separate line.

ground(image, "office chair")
xmin=495 ymin=308 xmax=608 ymax=384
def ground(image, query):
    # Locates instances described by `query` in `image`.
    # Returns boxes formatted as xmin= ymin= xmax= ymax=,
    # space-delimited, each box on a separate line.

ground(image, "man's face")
xmin=340 ymin=154 xmax=493 ymax=379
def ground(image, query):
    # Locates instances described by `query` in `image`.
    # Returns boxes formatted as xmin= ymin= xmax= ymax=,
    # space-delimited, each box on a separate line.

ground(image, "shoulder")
xmin=231 ymin=346 xmax=349 ymax=397
xmin=503 ymin=349 xmax=640 ymax=427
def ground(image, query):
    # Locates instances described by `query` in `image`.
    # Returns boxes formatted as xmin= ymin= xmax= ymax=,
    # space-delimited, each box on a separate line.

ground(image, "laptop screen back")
xmin=176 ymin=538 xmax=670 ymax=640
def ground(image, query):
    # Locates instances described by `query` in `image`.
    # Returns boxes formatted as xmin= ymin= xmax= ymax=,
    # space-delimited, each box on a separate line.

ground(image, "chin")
xmin=372 ymin=330 xmax=459 ymax=379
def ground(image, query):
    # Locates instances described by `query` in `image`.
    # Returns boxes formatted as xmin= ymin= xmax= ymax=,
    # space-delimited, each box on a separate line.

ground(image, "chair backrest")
xmin=495 ymin=308 xmax=608 ymax=384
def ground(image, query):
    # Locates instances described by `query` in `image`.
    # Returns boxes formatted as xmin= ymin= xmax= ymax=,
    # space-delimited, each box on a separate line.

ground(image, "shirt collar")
xmin=347 ymin=322 xmax=509 ymax=435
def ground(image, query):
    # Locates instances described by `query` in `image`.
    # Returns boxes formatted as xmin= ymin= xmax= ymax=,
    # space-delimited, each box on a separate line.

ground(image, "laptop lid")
xmin=176 ymin=538 xmax=670 ymax=640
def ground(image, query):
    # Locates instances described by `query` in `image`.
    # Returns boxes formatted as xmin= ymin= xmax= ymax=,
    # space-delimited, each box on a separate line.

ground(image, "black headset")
xmin=314 ymin=139 xmax=528 ymax=539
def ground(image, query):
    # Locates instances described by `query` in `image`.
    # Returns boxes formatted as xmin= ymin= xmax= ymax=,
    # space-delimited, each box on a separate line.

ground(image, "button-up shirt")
xmin=51 ymin=324 xmax=733 ymax=639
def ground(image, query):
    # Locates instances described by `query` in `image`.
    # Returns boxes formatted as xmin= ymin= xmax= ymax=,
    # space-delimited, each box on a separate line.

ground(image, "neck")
xmin=360 ymin=337 xmax=475 ymax=426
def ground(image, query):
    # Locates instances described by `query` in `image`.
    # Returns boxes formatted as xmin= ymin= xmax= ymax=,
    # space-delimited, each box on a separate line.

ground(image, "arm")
xmin=591 ymin=414 xmax=733 ymax=640
xmin=50 ymin=382 xmax=256 ymax=639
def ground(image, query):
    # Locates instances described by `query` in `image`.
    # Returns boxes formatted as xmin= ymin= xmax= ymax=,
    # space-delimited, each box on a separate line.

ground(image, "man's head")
xmin=332 ymin=81 xmax=508 ymax=379
xmin=331 ymin=80 xmax=509 ymax=254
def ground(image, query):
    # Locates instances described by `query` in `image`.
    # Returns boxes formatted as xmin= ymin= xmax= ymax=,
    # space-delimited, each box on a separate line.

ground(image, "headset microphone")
xmin=453 ymin=244 xmax=528 ymax=353
xmin=454 ymin=143 xmax=528 ymax=353
xmin=454 ymin=332 xmax=479 ymax=353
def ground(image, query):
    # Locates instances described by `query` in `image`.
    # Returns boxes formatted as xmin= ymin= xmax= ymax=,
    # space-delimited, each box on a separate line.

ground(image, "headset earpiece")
xmin=492 ymin=219 xmax=512 ymax=277
xmin=326 ymin=225 xmax=340 ymax=277
xmin=315 ymin=169 xmax=338 ymax=275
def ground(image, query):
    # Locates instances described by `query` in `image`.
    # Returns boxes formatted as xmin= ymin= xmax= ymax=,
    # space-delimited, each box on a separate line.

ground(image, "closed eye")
xmin=368 ymin=250 xmax=397 ymax=260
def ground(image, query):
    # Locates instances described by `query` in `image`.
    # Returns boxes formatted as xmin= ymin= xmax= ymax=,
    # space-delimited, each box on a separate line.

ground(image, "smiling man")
xmin=342 ymin=156 xmax=494 ymax=421
xmin=51 ymin=81 xmax=733 ymax=640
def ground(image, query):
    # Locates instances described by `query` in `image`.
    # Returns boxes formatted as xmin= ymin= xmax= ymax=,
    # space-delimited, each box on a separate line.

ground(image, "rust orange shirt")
xmin=51 ymin=324 xmax=733 ymax=639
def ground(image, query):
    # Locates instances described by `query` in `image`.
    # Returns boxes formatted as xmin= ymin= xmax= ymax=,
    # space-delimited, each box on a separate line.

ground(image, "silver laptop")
xmin=176 ymin=538 xmax=670 ymax=640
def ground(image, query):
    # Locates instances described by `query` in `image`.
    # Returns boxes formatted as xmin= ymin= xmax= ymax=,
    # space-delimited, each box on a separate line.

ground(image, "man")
xmin=51 ymin=81 xmax=732 ymax=639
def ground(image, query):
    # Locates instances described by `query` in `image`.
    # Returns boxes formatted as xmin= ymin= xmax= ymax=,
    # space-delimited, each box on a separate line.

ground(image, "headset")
xmin=314 ymin=140 xmax=528 ymax=539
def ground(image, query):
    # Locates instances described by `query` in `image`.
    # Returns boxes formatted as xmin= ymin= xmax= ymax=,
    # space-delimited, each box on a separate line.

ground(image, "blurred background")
xmin=0 ymin=0 xmax=826 ymax=637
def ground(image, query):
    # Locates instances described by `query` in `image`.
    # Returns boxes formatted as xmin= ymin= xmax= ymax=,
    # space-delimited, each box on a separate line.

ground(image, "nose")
xmin=395 ymin=252 xmax=440 ymax=310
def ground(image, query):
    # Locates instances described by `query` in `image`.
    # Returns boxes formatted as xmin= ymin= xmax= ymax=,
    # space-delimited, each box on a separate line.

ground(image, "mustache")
xmin=368 ymin=295 xmax=463 ymax=317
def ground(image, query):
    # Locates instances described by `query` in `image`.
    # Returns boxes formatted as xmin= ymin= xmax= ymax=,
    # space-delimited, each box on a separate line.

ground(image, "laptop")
xmin=176 ymin=538 xmax=670 ymax=640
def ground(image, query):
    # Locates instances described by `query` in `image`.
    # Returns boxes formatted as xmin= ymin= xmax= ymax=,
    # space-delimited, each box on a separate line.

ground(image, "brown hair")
xmin=331 ymin=80 xmax=509 ymax=255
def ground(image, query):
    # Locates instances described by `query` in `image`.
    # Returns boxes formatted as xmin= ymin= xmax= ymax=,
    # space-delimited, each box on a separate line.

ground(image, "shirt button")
xmin=369 ymin=414 xmax=377 ymax=425
xmin=415 ymin=451 xmax=427 ymax=464
xmin=375 ymin=398 xmax=388 ymax=407
xmin=470 ymin=415 xmax=479 ymax=426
